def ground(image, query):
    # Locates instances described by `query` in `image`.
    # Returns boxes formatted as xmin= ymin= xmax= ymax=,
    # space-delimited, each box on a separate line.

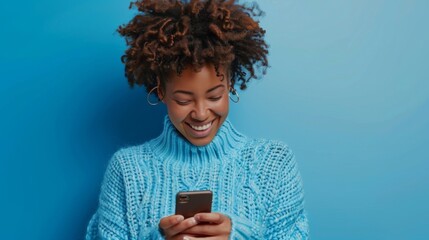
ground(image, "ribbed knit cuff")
xmin=85 ymin=212 xmax=99 ymax=240
xmin=226 ymin=213 xmax=260 ymax=239
xmin=138 ymin=226 xmax=164 ymax=240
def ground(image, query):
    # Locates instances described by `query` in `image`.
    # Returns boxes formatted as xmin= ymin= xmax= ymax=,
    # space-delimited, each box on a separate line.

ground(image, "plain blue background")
xmin=1 ymin=0 xmax=428 ymax=239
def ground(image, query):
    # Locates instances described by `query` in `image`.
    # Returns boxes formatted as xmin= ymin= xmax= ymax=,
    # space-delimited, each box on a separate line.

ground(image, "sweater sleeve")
xmin=85 ymin=150 xmax=166 ymax=240
xmin=85 ymin=152 xmax=131 ymax=240
xmin=263 ymin=144 xmax=309 ymax=239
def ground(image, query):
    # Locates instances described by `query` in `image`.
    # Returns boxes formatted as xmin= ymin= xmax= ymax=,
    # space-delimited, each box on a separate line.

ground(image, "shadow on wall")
xmin=51 ymin=74 xmax=167 ymax=240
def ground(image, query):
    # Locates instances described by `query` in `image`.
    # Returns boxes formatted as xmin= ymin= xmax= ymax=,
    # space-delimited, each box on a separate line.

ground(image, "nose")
xmin=190 ymin=100 xmax=209 ymax=121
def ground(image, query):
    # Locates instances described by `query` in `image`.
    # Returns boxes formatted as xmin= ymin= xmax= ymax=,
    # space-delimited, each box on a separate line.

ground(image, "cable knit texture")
xmin=86 ymin=116 xmax=309 ymax=239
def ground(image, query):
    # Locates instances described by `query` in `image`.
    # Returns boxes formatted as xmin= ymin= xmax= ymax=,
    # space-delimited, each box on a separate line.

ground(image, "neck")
xmin=149 ymin=116 xmax=247 ymax=164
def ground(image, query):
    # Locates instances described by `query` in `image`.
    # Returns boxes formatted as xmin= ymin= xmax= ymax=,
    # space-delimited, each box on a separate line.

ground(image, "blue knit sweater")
xmin=85 ymin=116 xmax=309 ymax=239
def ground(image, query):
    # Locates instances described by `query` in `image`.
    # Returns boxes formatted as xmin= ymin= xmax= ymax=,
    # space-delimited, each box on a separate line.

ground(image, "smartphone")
xmin=175 ymin=190 xmax=212 ymax=218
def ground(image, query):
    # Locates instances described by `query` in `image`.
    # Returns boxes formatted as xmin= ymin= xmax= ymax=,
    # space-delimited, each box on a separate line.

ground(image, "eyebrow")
xmin=173 ymin=84 xmax=225 ymax=95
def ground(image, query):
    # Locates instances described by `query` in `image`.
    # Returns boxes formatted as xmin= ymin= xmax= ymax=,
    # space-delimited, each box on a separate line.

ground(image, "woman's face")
xmin=159 ymin=64 xmax=230 ymax=146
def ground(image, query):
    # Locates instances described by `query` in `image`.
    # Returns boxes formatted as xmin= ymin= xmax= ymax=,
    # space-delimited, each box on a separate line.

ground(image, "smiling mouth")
xmin=188 ymin=121 xmax=213 ymax=131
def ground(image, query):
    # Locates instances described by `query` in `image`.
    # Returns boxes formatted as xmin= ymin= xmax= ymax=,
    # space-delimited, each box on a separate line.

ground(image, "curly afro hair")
xmin=117 ymin=0 xmax=269 ymax=93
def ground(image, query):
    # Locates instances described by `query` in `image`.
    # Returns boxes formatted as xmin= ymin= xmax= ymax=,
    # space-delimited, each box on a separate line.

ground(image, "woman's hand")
xmin=159 ymin=213 xmax=231 ymax=240
xmin=182 ymin=212 xmax=231 ymax=239
xmin=159 ymin=215 xmax=198 ymax=240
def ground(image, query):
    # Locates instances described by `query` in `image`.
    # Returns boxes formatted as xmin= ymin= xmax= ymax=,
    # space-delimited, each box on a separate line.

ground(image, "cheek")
xmin=166 ymin=102 xmax=189 ymax=124
xmin=212 ymin=98 xmax=229 ymax=117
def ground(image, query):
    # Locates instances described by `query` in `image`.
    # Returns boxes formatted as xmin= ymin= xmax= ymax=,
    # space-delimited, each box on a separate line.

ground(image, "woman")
xmin=86 ymin=0 xmax=309 ymax=239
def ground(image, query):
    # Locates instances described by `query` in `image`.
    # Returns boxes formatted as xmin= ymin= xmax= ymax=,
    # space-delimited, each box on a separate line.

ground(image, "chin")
xmin=189 ymin=137 xmax=214 ymax=146
xmin=185 ymin=126 xmax=217 ymax=146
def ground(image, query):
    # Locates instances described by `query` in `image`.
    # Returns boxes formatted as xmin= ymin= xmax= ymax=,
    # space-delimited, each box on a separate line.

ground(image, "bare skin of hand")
xmin=159 ymin=215 xmax=198 ymax=240
xmin=159 ymin=213 xmax=231 ymax=240
xmin=182 ymin=212 xmax=231 ymax=239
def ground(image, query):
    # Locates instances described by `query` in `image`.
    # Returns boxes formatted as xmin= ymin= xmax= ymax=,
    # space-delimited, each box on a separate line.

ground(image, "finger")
xmin=184 ymin=213 xmax=231 ymax=236
xmin=165 ymin=217 xmax=199 ymax=237
xmin=159 ymin=215 xmax=184 ymax=230
xmin=194 ymin=212 xmax=225 ymax=224
xmin=171 ymin=234 xmax=196 ymax=240
xmin=182 ymin=224 xmax=220 ymax=236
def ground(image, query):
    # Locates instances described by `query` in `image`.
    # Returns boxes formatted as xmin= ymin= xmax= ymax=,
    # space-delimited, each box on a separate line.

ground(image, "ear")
xmin=155 ymin=76 xmax=165 ymax=103
xmin=228 ymin=79 xmax=233 ymax=92
xmin=225 ymin=67 xmax=232 ymax=90
xmin=157 ymin=87 xmax=165 ymax=103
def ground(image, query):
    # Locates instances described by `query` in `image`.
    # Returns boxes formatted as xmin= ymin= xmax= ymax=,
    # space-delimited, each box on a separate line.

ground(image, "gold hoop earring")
xmin=229 ymin=87 xmax=240 ymax=103
xmin=147 ymin=86 xmax=161 ymax=106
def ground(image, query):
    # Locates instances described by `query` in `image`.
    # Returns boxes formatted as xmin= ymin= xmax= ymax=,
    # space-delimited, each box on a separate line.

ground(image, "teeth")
xmin=190 ymin=122 xmax=212 ymax=131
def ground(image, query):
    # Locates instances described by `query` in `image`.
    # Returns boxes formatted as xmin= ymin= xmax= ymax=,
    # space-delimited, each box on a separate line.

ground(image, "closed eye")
xmin=175 ymin=100 xmax=191 ymax=105
xmin=209 ymin=96 xmax=222 ymax=101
